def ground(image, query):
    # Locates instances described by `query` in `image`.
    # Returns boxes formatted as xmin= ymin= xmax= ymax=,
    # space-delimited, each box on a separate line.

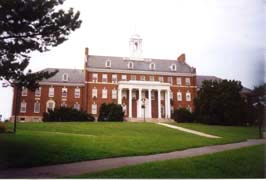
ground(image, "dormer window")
xmin=149 ymin=63 xmax=156 ymax=70
xmin=62 ymin=73 xmax=69 ymax=81
xmin=105 ymin=59 xmax=111 ymax=68
xmin=128 ymin=62 xmax=134 ymax=69
xmin=171 ymin=64 xmax=177 ymax=71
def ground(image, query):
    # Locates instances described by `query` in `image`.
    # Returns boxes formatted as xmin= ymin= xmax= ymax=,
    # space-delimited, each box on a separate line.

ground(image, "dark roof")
xmin=40 ymin=68 xmax=84 ymax=84
xmin=87 ymin=55 xmax=195 ymax=74
xmin=196 ymin=75 xmax=222 ymax=88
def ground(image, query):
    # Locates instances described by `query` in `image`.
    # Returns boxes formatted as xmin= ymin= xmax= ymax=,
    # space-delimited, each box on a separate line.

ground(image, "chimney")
xmin=177 ymin=53 xmax=185 ymax=63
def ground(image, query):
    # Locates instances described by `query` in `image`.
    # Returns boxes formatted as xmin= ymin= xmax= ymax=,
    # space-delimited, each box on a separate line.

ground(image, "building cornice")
xmin=39 ymin=82 xmax=85 ymax=87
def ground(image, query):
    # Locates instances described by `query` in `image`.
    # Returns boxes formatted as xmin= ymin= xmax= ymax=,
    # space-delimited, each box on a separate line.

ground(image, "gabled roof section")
xmin=87 ymin=55 xmax=195 ymax=74
xmin=40 ymin=68 xmax=84 ymax=84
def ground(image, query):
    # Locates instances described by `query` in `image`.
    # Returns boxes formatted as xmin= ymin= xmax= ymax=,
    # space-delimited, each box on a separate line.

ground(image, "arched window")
xmin=128 ymin=62 xmax=134 ymax=69
xmin=34 ymin=101 xmax=40 ymax=113
xmin=186 ymin=91 xmax=191 ymax=101
xmin=177 ymin=91 xmax=182 ymax=101
xmin=149 ymin=63 xmax=156 ymax=70
xmin=46 ymin=100 xmax=55 ymax=112
xmin=62 ymin=73 xmax=69 ymax=81
xmin=105 ymin=59 xmax=111 ymax=68
xmin=171 ymin=64 xmax=177 ymax=71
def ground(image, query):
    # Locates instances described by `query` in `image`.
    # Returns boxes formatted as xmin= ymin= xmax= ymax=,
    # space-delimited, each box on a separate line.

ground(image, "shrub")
xmin=43 ymin=107 xmax=95 ymax=122
xmin=98 ymin=103 xmax=124 ymax=122
xmin=0 ymin=122 xmax=8 ymax=133
xmin=172 ymin=108 xmax=194 ymax=123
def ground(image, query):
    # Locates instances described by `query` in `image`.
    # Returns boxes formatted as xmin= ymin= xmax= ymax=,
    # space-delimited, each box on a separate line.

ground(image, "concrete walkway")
xmin=0 ymin=139 xmax=265 ymax=178
xmin=157 ymin=122 xmax=221 ymax=138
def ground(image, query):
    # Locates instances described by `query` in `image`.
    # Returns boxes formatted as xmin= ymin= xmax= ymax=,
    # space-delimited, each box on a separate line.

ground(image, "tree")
xmin=194 ymin=80 xmax=245 ymax=125
xmin=0 ymin=0 xmax=82 ymax=133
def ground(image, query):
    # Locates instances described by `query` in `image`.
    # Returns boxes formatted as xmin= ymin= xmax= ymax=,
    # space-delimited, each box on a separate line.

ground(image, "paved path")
xmin=0 ymin=139 xmax=265 ymax=178
xmin=157 ymin=122 xmax=221 ymax=138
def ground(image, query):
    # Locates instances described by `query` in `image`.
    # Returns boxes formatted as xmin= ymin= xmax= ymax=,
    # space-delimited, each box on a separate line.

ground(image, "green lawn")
xmin=73 ymin=144 xmax=265 ymax=178
xmin=0 ymin=122 xmax=259 ymax=169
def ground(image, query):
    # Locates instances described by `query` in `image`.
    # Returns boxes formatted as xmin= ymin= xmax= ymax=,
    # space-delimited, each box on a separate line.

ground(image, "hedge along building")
xmin=11 ymin=34 xmax=197 ymax=122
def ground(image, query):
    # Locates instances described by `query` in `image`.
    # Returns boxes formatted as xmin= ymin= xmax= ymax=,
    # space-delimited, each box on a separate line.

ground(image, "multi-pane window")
xmin=102 ymin=88 xmax=107 ymax=99
xmin=159 ymin=76 xmax=164 ymax=82
xmin=21 ymin=87 xmax=27 ymax=96
xmin=112 ymin=74 xmax=117 ymax=83
xmin=92 ymin=87 xmax=97 ymax=98
xmin=34 ymin=101 xmax=40 ymax=113
xmin=75 ymin=88 xmax=80 ymax=98
xmin=92 ymin=73 xmax=98 ymax=82
xmin=167 ymin=77 xmax=173 ymax=84
xmin=176 ymin=77 xmax=182 ymax=85
xmin=149 ymin=76 xmax=155 ymax=81
xmin=177 ymin=91 xmax=182 ymax=101
xmin=35 ymin=87 xmax=41 ymax=97
xmin=185 ymin=77 xmax=191 ymax=86
xmin=131 ymin=75 xmax=136 ymax=80
xmin=140 ymin=75 xmax=145 ymax=81
xmin=112 ymin=89 xmax=117 ymax=99
xmin=74 ymin=103 xmax=80 ymax=110
xmin=121 ymin=74 xmax=127 ymax=81
xmin=46 ymin=100 xmax=55 ymax=111
xmin=92 ymin=103 xmax=97 ymax=114
xmin=48 ymin=87 xmax=54 ymax=97
xmin=20 ymin=101 xmax=27 ymax=113
xmin=62 ymin=87 xmax=67 ymax=97
xmin=186 ymin=91 xmax=191 ymax=101
xmin=102 ymin=74 xmax=108 ymax=83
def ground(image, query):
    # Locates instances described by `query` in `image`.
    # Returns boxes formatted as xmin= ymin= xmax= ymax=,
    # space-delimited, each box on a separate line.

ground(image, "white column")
xmin=158 ymin=89 xmax=161 ymax=119
xmin=164 ymin=90 xmax=168 ymax=118
xmin=148 ymin=89 xmax=152 ymax=118
xmin=137 ymin=88 xmax=142 ymax=118
xmin=118 ymin=88 xmax=122 ymax=105
xmin=129 ymin=88 xmax=132 ymax=118
xmin=167 ymin=89 xmax=171 ymax=119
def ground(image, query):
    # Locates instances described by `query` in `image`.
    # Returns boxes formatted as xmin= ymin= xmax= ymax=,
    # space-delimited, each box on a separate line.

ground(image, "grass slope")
xmin=74 ymin=144 xmax=265 ymax=178
xmin=0 ymin=122 xmax=258 ymax=169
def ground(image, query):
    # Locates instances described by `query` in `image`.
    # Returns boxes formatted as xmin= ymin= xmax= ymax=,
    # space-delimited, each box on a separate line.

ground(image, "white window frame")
xmin=21 ymin=87 xmax=28 ymax=96
xmin=131 ymin=75 xmax=136 ymax=80
xmin=62 ymin=87 xmax=67 ymax=98
xmin=140 ymin=75 xmax=145 ymax=81
xmin=48 ymin=87 xmax=54 ymax=97
xmin=112 ymin=89 xmax=117 ymax=99
xmin=161 ymin=92 xmax=165 ymax=100
xmin=176 ymin=77 xmax=182 ymax=86
xmin=105 ymin=59 xmax=111 ymax=68
xmin=112 ymin=74 xmax=117 ymax=83
xmin=171 ymin=64 xmax=177 ymax=71
xmin=20 ymin=101 xmax=27 ymax=113
xmin=149 ymin=76 xmax=154 ymax=81
xmin=149 ymin=63 xmax=156 ymax=70
xmin=185 ymin=77 xmax=191 ymax=86
xmin=128 ymin=62 xmax=134 ymax=69
xmin=61 ymin=102 xmax=67 ymax=107
xmin=92 ymin=103 xmax=97 ymax=115
xmin=46 ymin=100 xmax=55 ymax=111
xmin=35 ymin=87 xmax=41 ymax=97
xmin=187 ymin=105 xmax=192 ymax=112
xmin=34 ymin=101 xmax=40 ymax=113
xmin=121 ymin=74 xmax=127 ymax=81
xmin=62 ymin=73 xmax=69 ymax=81
xmin=74 ymin=103 xmax=80 ymax=110
xmin=92 ymin=73 xmax=98 ymax=82
xmin=167 ymin=77 xmax=173 ymax=84
xmin=92 ymin=87 xmax=98 ymax=98
xmin=102 ymin=74 xmax=108 ymax=83
xmin=151 ymin=91 xmax=155 ymax=100
xmin=122 ymin=90 xmax=127 ymax=99
xmin=74 ymin=87 xmax=80 ymax=98
xmin=177 ymin=91 xmax=182 ymax=101
xmin=102 ymin=88 xmax=108 ymax=99
xmin=159 ymin=76 xmax=164 ymax=82
xmin=186 ymin=91 xmax=191 ymax=101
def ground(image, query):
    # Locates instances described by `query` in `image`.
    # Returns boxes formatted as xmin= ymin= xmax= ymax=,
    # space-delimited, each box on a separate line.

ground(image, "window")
xmin=128 ymin=62 xmax=134 ymax=69
xmin=131 ymin=75 xmax=136 ymax=80
xmin=187 ymin=105 xmax=192 ymax=112
xmin=112 ymin=74 xmax=117 ymax=83
xmin=105 ymin=59 xmax=111 ymax=68
xmin=62 ymin=73 xmax=69 ymax=81
xmin=170 ymin=91 xmax=173 ymax=99
xmin=151 ymin=91 xmax=155 ymax=100
xmin=62 ymin=87 xmax=67 ymax=97
xmin=132 ymin=91 xmax=137 ymax=99
xmin=92 ymin=103 xmax=97 ymax=114
xmin=102 ymin=88 xmax=107 ymax=99
xmin=46 ymin=100 xmax=55 ymax=111
xmin=92 ymin=87 xmax=97 ymax=98
xmin=61 ymin=102 xmax=67 ymax=107
xmin=112 ymin=89 xmax=117 ymax=99
xmin=177 ymin=91 xmax=182 ymax=101
xmin=122 ymin=103 xmax=127 ymax=115
xmin=167 ymin=77 xmax=173 ymax=84
xmin=149 ymin=63 xmax=156 ymax=70
xmin=171 ymin=64 xmax=177 ymax=71
xmin=121 ymin=74 xmax=127 ymax=81
xmin=102 ymin=74 xmax=108 ymax=83
xmin=161 ymin=92 xmax=165 ymax=100
xmin=20 ymin=101 xmax=27 ymax=113
xmin=92 ymin=73 xmax=98 ymax=82
xmin=21 ymin=87 xmax=27 ymax=96
xmin=75 ymin=88 xmax=80 ymax=98
xmin=176 ymin=77 xmax=182 ymax=86
xmin=122 ymin=90 xmax=127 ymax=99
xmin=159 ymin=76 xmax=164 ymax=82
xmin=34 ymin=101 xmax=40 ymax=113
xmin=140 ymin=75 xmax=145 ymax=81
xmin=74 ymin=103 xmax=80 ymax=110
xmin=185 ymin=77 xmax=191 ymax=86
xmin=149 ymin=76 xmax=154 ymax=81
xmin=186 ymin=91 xmax=191 ymax=101
xmin=48 ymin=87 xmax=54 ymax=97
xmin=35 ymin=87 xmax=41 ymax=97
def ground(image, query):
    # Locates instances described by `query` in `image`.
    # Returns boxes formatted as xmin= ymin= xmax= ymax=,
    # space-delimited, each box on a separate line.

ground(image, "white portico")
xmin=118 ymin=80 xmax=171 ymax=120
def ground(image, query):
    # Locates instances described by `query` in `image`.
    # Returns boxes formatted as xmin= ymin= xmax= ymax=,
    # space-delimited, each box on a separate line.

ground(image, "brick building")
xmin=11 ymin=34 xmax=197 ymax=122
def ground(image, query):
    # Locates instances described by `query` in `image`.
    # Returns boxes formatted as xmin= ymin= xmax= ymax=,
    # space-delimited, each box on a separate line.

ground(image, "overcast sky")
xmin=0 ymin=0 xmax=265 ymax=120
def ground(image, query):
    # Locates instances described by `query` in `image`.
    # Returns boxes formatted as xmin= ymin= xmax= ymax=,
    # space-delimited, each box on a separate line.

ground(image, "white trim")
xmin=40 ymin=82 xmax=84 ymax=86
